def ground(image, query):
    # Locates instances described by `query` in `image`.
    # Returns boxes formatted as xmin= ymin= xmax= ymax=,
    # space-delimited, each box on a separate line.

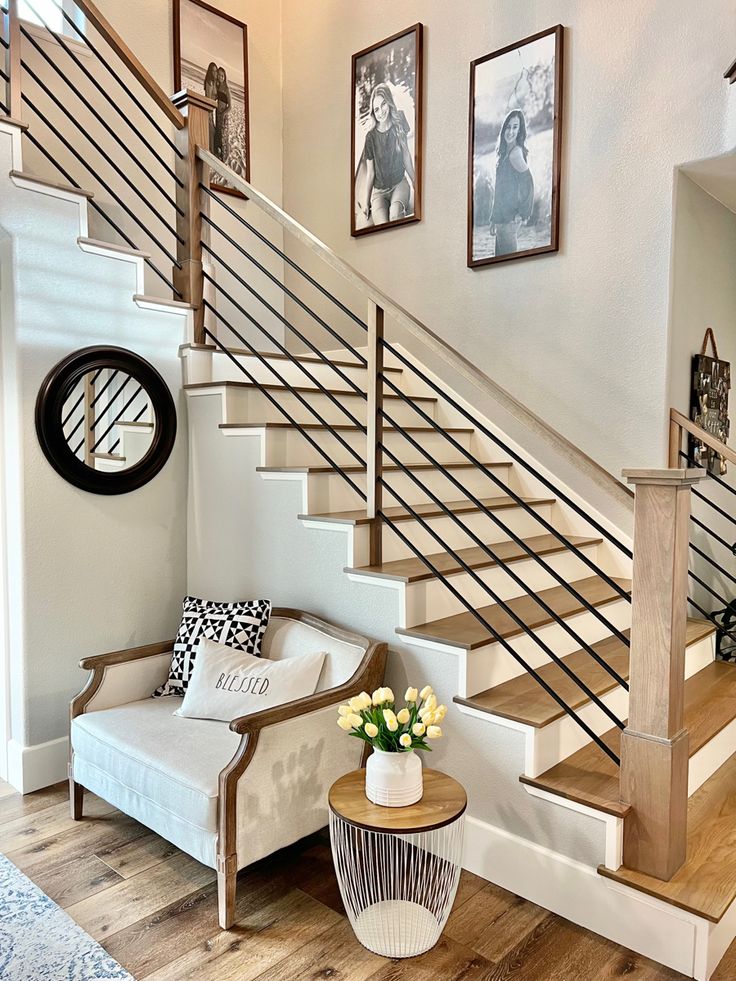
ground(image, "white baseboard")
xmin=462 ymin=813 xmax=724 ymax=980
xmin=7 ymin=736 xmax=69 ymax=794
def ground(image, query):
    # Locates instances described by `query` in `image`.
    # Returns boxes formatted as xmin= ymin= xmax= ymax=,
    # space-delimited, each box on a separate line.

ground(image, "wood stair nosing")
xmin=180 ymin=343 xmax=403 ymax=374
xmin=520 ymin=658 xmax=736 ymax=821
xmin=457 ymin=619 xmax=715 ymax=729
xmin=218 ymin=422 xmax=475 ymax=434
xmin=9 ymin=169 xmax=94 ymax=198
xmin=346 ymin=533 xmax=601 ymax=585
xmin=184 ymin=380 xmax=436 ymax=404
xmin=396 ymin=576 xmax=632 ymax=652
xmin=256 ymin=461 xmax=512 ymax=476
xmin=298 ymin=494 xmax=556 ymax=527
xmin=597 ymin=748 xmax=736 ymax=923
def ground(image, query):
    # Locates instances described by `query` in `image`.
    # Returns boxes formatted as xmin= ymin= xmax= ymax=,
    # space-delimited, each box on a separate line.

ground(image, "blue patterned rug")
xmin=0 ymin=853 xmax=133 ymax=980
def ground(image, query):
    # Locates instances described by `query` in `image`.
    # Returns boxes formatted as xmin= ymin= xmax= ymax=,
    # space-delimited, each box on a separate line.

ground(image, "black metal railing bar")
xmin=61 ymin=367 xmax=103 ymax=427
xmin=200 ymin=213 xmax=364 ymax=386
xmin=109 ymin=401 xmax=149 ymax=455
xmin=202 ymin=297 xmax=367 ymax=469
xmin=691 ymin=513 xmax=734 ymax=554
xmin=91 ymin=385 xmax=143 ymax=452
xmin=19 ymin=16 xmax=182 ymax=214
xmin=45 ymin=0 xmax=183 ymax=161
xmin=202 ymin=322 xmax=367 ymax=501
xmin=383 ymin=340 xmax=634 ymax=562
xmin=688 ymin=593 xmax=736 ymax=647
xmin=377 ymin=437 xmax=631 ymax=689
xmin=202 ymin=272 xmax=367 ymax=435
xmin=72 ymin=375 xmax=133 ymax=454
xmin=379 ymin=370 xmax=632 ymax=605
xmin=689 ymin=540 xmax=736 ymax=587
xmin=378 ymin=474 xmax=627 ymax=729
xmin=377 ymin=504 xmax=622 ymax=764
xmin=22 ymin=98 xmax=182 ymax=297
xmin=21 ymin=54 xmax=183 ymax=246
xmin=202 ymin=186 xmax=368 ymax=339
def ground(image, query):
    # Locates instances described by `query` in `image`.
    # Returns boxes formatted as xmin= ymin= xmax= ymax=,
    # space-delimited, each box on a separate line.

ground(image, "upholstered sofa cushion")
xmin=71 ymin=697 xmax=240 ymax=864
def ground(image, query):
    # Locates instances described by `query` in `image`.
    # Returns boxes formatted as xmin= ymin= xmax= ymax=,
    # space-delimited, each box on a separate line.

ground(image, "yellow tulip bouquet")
xmin=336 ymin=685 xmax=447 ymax=752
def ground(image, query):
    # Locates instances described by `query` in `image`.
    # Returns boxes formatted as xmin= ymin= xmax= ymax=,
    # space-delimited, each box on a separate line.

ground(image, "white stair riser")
xmin=461 ymin=599 xmax=634 ymax=696
xmin=260 ymin=425 xmax=477 ymax=467
xmin=462 ymin=634 xmax=714 ymax=779
xmin=397 ymin=542 xmax=602 ymax=628
xmin=282 ymin=465 xmax=517 ymax=513
xmin=223 ymin=386 xmax=436 ymax=427
xmin=372 ymin=502 xmax=556 ymax=564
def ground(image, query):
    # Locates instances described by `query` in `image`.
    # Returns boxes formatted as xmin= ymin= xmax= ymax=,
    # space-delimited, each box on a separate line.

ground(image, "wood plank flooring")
xmin=1 ymin=779 xmax=734 ymax=980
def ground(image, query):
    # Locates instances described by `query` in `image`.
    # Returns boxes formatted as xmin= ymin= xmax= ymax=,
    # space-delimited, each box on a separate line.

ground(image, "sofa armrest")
xmin=72 ymin=640 xmax=174 ymax=719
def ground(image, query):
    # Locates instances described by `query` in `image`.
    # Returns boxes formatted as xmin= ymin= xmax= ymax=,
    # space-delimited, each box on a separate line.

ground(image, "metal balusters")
xmin=366 ymin=302 xmax=384 ymax=566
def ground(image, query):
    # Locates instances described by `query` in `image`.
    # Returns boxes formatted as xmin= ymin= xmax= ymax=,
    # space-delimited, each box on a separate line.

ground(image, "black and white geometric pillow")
xmin=153 ymin=596 xmax=272 ymax=698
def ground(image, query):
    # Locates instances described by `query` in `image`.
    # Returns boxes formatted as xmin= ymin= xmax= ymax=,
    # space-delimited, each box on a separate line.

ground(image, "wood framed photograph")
xmin=468 ymin=25 xmax=563 ymax=267
xmin=351 ymin=23 xmax=423 ymax=237
xmin=173 ymin=0 xmax=250 ymax=197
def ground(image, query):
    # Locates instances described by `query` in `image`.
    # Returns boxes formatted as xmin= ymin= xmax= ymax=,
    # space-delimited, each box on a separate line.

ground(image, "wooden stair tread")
xmin=599 ymin=750 xmax=736 ymax=922
xmin=458 ymin=619 xmax=714 ymax=728
xmin=349 ymin=533 xmax=599 ymax=585
xmin=180 ymin=343 xmax=402 ymax=373
xmin=219 ymin=422 xmax=474 ymax=434
xmin=78 ymin=237 xmax=151 ymax=260
xmin=521 ymin=660 xmax=736 ymax=819
xmin=256 ymin=461 xmax=510 ymax=476
xmin=185 ymin=380 xmax=435 ymax=403
xmin=134 ymin=294 xmax=193 ymax=310
xmin=10 ymin=169 xmax=94 ymax=198
xmin=91 ymin=452 xmax=125 ymax=462
xmin=116 ymin=420 xmax=154 ymax=430
xmin=397 ymin=576 xmax=631 ymax=651
xmin=300 ymin=495 xmax=554 ymax=526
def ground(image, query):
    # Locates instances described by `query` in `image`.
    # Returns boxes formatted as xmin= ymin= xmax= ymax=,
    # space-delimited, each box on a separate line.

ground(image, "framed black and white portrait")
xmin=351 ymin=24 xmax=423 ymax=237
xmin=173 ymin=0 xmax=250 ymax=197
xmin=468 ymin=25 xmax=563 ymax=267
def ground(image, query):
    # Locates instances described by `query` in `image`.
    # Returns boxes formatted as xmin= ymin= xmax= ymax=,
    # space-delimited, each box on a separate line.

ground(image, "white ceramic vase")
xmin=365 ymin=748 xmax=423 ymax=807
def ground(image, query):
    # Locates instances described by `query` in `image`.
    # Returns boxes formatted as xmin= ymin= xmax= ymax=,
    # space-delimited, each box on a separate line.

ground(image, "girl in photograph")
xmin=214 ymin=67 xmax=232 ymax=162
xmin=490 ymin=109 xmax=534 ymax=256
xmin=358 ymin=83 xmax=415 ymax=226
xmin=204 ymin=62 xmax=218 ymax=152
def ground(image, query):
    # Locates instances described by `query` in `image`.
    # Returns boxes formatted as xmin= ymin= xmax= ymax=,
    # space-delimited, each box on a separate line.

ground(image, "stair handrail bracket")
xmin=620 ymin=466 xmax=704 ymax=882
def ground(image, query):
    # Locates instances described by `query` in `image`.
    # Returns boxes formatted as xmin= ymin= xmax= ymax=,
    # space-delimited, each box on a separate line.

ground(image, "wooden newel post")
xmin=366 ymin=301 xmax=384 ymax=566
xmin=619 ymin=467 xmax=703 ymax=880
xmin=171 ymin=88 xmax=215 ymax=346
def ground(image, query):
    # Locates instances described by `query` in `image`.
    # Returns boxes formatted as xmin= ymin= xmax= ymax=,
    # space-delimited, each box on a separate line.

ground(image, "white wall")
xmin=280 ymin=0 xmax=736 ymax=479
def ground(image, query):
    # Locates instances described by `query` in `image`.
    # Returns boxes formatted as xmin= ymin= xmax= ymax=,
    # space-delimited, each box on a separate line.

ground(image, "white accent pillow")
xmin=176 ymin=638 xmax=327 ymax=723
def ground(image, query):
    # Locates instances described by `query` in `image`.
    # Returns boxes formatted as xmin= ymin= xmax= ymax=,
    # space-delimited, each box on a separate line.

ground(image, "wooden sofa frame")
xmin=69 ymin=607 xmax=387 ymax=928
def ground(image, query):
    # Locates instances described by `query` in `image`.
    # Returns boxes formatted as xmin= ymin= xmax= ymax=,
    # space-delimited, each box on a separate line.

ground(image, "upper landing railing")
xmin=0 ymin=0 xmax=712 ymax=884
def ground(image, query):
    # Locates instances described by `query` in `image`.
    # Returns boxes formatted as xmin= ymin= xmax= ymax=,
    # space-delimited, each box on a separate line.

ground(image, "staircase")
xmin=3 ymin=4 xmax=736 ymax=979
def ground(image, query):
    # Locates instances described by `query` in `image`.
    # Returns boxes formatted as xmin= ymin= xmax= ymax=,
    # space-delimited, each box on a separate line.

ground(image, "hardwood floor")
xmin=1 ymin=779 xmax=734 ymax=980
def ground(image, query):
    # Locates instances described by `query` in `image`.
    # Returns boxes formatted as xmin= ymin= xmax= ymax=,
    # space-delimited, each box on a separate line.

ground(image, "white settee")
xmin=69 ymin=608 xmax=386 ymax=927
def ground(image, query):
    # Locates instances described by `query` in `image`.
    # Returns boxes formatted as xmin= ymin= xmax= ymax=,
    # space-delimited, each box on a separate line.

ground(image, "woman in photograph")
xmin=358 ymin=83 xmax=415 ymax=226
xmin=204 ymin=62 xmax=218 ymax=152
xmin=214 ymin=66 xmax=232 ymax=162
xmin=490 ymin=109 xmax=534 ymax=256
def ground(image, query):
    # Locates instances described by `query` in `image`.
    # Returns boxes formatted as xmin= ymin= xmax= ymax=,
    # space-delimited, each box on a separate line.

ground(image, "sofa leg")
xmin=70 ymin=778 xmax=84 ymax=820
xmin=217 ymin=854 xmax=237 ymax=929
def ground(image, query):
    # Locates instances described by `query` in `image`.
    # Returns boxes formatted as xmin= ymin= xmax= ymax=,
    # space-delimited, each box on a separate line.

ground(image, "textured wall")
xmin=280 ymin=0 xmax=736 ymax=478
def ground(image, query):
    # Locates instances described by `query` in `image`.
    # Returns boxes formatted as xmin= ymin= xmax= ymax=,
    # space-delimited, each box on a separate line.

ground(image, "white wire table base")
xmin=329 ymin=811 xmax=464 ymax=958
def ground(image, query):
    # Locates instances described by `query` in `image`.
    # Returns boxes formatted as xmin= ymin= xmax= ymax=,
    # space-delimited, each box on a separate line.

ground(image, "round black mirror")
xmin=35 ymin=346 xmax=177 ymax=495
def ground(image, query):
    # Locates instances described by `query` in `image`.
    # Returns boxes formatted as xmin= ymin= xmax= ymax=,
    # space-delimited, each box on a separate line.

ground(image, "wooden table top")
xmin=329 ymin=769 xmax=467 ymax=833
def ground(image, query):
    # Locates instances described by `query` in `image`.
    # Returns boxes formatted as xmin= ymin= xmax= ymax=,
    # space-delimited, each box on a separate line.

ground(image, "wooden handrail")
xmin=73 ymin=0 xmax=184 ymax=130
xmin=197 ymin=146 xmax=633 ymax=509
xmin=670 ymin=407 xmax=736 ymax=468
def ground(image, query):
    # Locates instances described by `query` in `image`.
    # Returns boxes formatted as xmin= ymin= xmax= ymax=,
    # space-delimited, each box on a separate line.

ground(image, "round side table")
xmin=328 ymin=768 xmax=466 ymax=958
